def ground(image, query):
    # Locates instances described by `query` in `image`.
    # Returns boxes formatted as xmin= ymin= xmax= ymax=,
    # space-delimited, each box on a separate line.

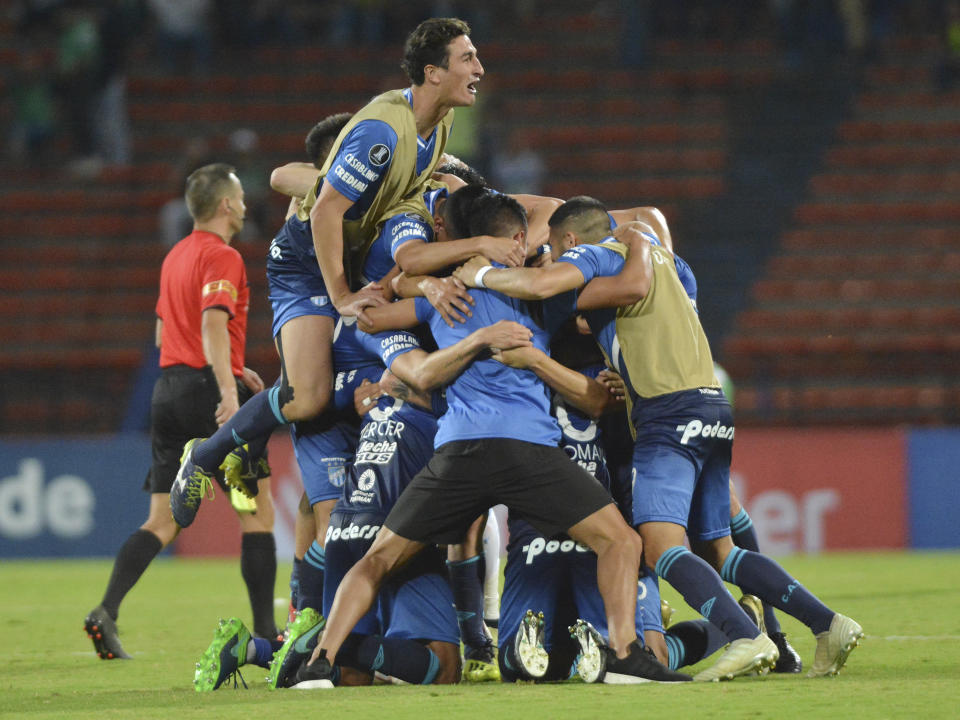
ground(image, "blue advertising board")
xmin=907 ymin=428 xmax=960 ymax=550
xmin=0 ymin=435 xmax=153 ymax=558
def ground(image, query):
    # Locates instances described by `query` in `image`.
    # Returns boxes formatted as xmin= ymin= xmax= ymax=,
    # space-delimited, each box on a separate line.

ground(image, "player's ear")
xmin=565 ymin=230 xmax=578 ymax=248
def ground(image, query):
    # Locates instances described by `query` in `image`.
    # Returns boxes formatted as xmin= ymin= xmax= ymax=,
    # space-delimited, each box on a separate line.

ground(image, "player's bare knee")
xmin=428 ymin=641 xmax=462 ymax=684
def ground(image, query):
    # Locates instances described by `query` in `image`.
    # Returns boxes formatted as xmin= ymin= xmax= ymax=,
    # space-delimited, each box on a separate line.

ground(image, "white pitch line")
xmin=873 ymin=635 xmax=960 ymax=641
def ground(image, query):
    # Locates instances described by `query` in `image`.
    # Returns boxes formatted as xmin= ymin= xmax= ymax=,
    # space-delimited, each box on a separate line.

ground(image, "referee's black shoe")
xmin=602 ymin=641 xmax=692 ymax=683
xmin=84 ymin=605 xmax=131 ymax=660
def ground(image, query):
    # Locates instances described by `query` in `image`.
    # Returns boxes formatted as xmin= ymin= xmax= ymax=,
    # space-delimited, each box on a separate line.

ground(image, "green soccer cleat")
xmin=268 ymin=608 xmax=325 ymax=689
xmin=170 ymin=438 xmax=215 ymax=528
xmin=194 ymin=617 xmax=251 ymax=691
xmin=463 ymin=642 xmax=501 ymax=682
xmin=513 ymin=610 xmax=549 ymax=679
xmin=220 ymin=443 xmax=262 ymax=500
xmin=807 ymin=613 xmax=863 ymax=678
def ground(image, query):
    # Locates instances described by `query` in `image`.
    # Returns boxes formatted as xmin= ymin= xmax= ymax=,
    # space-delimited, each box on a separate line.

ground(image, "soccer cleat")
xmin=463 ymin=642 xmax=501 ymax=682
xmin=569 ymin=619 xmax=606 ymax=683
xmin=603 ymin=641 xmax=693 ymax=684
xmin=194 ymin=617 xmax=250 ymax=691
xmin=170 ymin=438 xmax=215 ymax=528
xmin=513 ymin=610 xmax=549 ymax=679
xmin=807 ymin=613 xmax=863 ymax=678
xmin=660 ymin=598 xmax=675 ymax=630
xmin=267 ymin=608 xmax=325 ymax=689
xmin=84 ymin=605 xmax=131 ymax=660
xmin=291 ymin=648 xmax=335 ymax=689
xmin=693 ymin=633 xmax=779 ymax=682
xmin=738 ymin=594 xmax=766 ymax=635
xmin=220 ymin=444 xmax=260 ymax=499
xmin=770 ymin=632 xmax=803 ymax=673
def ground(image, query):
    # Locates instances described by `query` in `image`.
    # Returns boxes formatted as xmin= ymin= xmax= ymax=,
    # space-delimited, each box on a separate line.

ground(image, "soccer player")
xmin=85 ymin=164 xmax=278 ymax=660
xmin=170 ymin=17 xmax=484 ymax=522
xmin=290 ymin=186 xmax=672 ymax=689
xmin=456 ymin=196 xmax=864 ymax=680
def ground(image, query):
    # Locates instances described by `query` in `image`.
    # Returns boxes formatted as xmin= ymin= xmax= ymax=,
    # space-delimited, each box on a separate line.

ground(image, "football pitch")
xmin=4 ymin=551 xmax=958 ymax=719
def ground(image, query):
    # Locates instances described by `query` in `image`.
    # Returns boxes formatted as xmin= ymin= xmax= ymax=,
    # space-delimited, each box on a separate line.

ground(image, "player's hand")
xmin=529 ymin=243 xmax=553 ymax=267
xmin=479 ymin=320 xmax=533 ymax=351
xmin=240 ymin=366 xmax=265 ymax=394
xmin=612 ymin=222 xmax=655 ymax=252
xmin=335 ymin=282 xmax=387 ymax=321
xmin=419 ymin=275 xmax=474 ymax=327
xmin=491 ymin=345 xmax=540 ymax=369
xmin=478 ymin=235 xmax=526 ymax=268
xmin=597 ymin=369 xmax=626 ymax=400
xmin=453 ymin=255 xmax=492 ymax=288
xmin=353 ymin=378 xmax=382 ymax=416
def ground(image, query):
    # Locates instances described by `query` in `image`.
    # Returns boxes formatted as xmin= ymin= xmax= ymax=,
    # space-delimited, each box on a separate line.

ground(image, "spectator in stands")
xmin=84 ymin=163 xmax=279 ymax=661
xmin=228 ymin=128 xmax=269 ymax=242
xmin=490 ymin=127 xmax=546 ymax=195
xmin=158 ymin=137 xmax=217 ymax=248
xmin=91 ymin=0 xmax=138 ymax=167
xmin=55 ymin=3 xmax=102 ymax=173
xmin=6 ymin=43 xmax=57 ymax=163
xmin=934 ymin=0 xmax=960 ymax=90
xmin=146 ymin=0 xmax=212 ymax=73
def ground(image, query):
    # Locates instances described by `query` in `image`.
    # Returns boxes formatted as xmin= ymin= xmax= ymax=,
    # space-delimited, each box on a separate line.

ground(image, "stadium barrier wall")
xmin=1 ymin=428 xmax=957 ymax=558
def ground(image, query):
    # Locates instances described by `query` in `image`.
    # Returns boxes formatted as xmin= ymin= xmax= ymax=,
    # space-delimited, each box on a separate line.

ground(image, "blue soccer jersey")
xmin=324 ymin=119 xmax=397 ymax=221
xmin=361 ymin=186 xmax=448 ymax=284
xmin=413 ymin=291 xmax=560 ymax=448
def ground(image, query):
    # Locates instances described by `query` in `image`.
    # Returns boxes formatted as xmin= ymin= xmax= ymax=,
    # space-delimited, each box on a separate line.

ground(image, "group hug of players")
xmin=168 ymin=17 xmax=862 ymax=690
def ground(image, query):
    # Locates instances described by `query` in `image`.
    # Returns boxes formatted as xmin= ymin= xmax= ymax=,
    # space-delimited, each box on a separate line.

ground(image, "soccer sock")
xmin=241 ymin=532 xmax=278 ymax=638
xmin=654 ymin=546 xmax=757 ymax=642
xmin=664 ymin=620 xmax=728 ymax=670
xmin=192 ymin=390 xmax=286 ymax=473
xmin=339 ymin=634 xmax=440 ymax=684
xmin=447 ymin=556 xmax=489 ymax=650
xmin=247 ymin=636 xmax=282 ymax=668
xmin=636 ymin=569 xmax=662 ymax=632
xmin=101 ymin=529 xmax=163 ymax=620
xmin=720 ymin=547 xmax=834 ymax=635
xmin=730 ymin=510 xmax=782 ymax=634
xmin=482 ymin=511 xmax=501 ymax=620
xmin=289 ymin=556 xmax=303 ymax=613
xmin=297 ymin=541 xmax=325 ymax=612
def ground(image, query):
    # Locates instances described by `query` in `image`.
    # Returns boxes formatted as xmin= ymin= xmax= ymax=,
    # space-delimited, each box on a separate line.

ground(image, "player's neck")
xmin=409 ymin=84 xmax=448 ymax=139
xmin=193 ymin=222 xmax=233 ymax=245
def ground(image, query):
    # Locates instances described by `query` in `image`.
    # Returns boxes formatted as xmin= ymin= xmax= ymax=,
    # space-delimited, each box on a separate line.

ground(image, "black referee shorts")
xmin=144 ymin=365 xmax=265 ymax=494
xmin=384 ymin=438 xmax=614 ymax=545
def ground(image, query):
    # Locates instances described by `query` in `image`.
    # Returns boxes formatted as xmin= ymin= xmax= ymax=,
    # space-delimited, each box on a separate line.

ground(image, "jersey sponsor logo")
xmin=342 ymin=152 xmax=380 ymax=182
xmin=202 ymin=279 xmax=238 ymax=301
xmin=269 ymin=239 xmax=283 ymax=260
xmin=521 ymin=536 xmax=591 ymax=565
xmin=391 ymin=223 xmax=429 ymax=241
xmin=335 ymin=369 xmax=358 ymax=392
xmin=325 ymin=522 xmax=381 ymax=543
xmin=675 ymin=418 xmax=735 ymax=445
xmin=333 ymin=164 xmax=369 ymax=192
xmin=368 ymin=143 xmax=391 ymax=167
xmin=357 ymin=468 xmax=376 ymax=492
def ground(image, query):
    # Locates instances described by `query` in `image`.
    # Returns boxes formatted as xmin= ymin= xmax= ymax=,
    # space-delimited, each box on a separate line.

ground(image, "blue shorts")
xmin=500 ymin=522 xmax=646 ymax=649
xmin=291 ymin=365 xmax=382 ymax=505
xmin=324 ymin=511 xmax=459 ymax=644
xmin=630 ymin=388 xmax=734 ymax=542
xmin=267 ymin=236 xmax=336 ymax=338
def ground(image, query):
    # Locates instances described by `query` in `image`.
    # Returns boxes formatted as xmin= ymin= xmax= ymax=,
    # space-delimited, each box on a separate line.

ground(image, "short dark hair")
xmin=185 ymin=163 xmax=237 ymax=222
xmin=437 ymin=160 xmax=488 ymax=187
xmin=443 ymin=185 xmax=526 ymax=240
xmin=548 ymin=195 xmax=611 ymax=243
xmin=305 ymin=112 xmax=353 ymax=168
xmin=401 ymin=17 xmax=471 ymax=85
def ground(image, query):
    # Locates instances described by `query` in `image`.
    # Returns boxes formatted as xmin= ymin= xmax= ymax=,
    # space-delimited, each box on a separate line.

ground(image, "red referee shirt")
xmin=156 ymin=230 xmax=249 ymax=376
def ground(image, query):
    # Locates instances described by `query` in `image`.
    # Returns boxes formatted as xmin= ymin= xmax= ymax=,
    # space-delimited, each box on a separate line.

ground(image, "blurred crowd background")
xmin=1 ymin=0 xmax=958 ymax=434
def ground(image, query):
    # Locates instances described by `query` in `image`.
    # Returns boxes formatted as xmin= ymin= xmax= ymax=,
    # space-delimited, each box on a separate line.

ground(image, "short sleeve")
xmin=200 ymin=246 xmax=244 ymax=317
xmin=325 ymin=119 xmax=398 ymax=203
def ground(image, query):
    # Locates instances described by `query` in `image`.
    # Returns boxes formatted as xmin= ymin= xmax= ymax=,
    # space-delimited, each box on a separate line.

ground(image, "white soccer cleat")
xmin=807 ymin=614 xmax=863 ymax=678
xmin=693 ymin=633 xmax=779 ymax=682
xmin=514 ymin=610 xmax=549 ymax=679
xmin=569 ymin=619 xmax=607 ymax=683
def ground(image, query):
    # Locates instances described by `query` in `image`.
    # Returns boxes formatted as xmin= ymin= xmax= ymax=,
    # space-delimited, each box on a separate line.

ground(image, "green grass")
xmin=3 ymin=551 xmax=959 ymax=719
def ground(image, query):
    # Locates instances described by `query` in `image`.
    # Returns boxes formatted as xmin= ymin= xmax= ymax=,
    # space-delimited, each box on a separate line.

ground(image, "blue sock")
xmin=654 ymin=546 xmax=757 ymax=642
xmin=721 ymin=547 xmax=833 ymax=634
xmin=192 ymin=389 xmax=287 ymax=473
xmin=730 ymin=510 xmax=782 ymax=634
xmin=636 ymin=569 xmax=661 ymax=632
xmin=665 ymin=620 xmax=729 ymax=670
xmin=249 ymin=636 xmax=279 ymax=668
xmin=289 ymin=556 xmax=303 ymax=611
xmin=447 ymin=556 xmax=489 ymax=650
xmin=339 ymin=633 xmax=440 ymax=684
xmin=297 ymin=541 xmax=325 ymax=612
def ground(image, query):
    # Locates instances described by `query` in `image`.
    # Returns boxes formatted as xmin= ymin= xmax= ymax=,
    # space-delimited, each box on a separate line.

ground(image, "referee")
xmin=84 ymin=164 xmax=279 ymax=659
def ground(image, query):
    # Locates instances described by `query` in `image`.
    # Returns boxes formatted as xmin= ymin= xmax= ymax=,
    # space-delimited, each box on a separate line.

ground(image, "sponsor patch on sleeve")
xmin=202 ymin=279 xmax=238 ymax=301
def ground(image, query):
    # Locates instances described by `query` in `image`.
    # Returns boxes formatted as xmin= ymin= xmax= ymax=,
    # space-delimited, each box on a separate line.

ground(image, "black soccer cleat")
xmin=770 ymin=632 xmax=803 ymax=673
xmin=603 ymin=641 xmax=692 ymax=684
xmin=84 ymin=605 xmax=131 ymax=660
xmin=291 ymin=648 xmax=336 ymax=689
